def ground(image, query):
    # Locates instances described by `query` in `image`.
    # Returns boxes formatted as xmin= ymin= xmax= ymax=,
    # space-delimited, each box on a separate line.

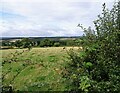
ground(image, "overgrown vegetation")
xmin=65 ymin=1 xmax=120 ymax=92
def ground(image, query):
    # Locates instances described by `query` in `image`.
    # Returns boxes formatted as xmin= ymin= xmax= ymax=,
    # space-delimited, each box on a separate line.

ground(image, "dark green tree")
xmin=21 ymin=38 xmax=33 ymax=50
xmin=39 ymin=38 xmax=53 ymax=47
xmin=15 ymin=40 xmax=23 ymax=48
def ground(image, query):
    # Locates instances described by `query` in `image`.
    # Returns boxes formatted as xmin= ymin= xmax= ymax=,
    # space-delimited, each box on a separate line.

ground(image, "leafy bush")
xmin=65 ymin=1 xmax=120 ymax=93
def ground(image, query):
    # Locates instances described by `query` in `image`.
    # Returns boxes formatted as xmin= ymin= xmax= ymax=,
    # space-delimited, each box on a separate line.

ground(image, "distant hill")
xmin=0 ymin=36 xmax=81 ymax=42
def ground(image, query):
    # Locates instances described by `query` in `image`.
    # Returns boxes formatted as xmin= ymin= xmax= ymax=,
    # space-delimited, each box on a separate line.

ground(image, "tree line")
xmin=1 ymin=38 xmax=84 ymax=49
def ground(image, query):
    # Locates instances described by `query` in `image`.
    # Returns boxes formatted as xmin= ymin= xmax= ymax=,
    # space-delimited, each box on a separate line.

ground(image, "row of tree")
xmin=1 ymin=38 xmax=83 ymax=49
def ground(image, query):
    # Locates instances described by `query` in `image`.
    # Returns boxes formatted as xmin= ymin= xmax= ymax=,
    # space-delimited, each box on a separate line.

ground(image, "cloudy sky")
xmin=0 ymin=0 xmax=114 ymax=37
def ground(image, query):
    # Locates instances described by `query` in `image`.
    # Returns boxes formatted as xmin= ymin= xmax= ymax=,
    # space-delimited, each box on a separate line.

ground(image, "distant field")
xmin=1 ymin=47 xmax=80 ymax=91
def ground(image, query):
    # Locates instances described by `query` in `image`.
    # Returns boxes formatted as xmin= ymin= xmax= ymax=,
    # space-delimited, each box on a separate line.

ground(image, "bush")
xmin=54 ymin=42 xmax=60 ymax=47
xmin=65 ymin=1 xmax=120 ymax=92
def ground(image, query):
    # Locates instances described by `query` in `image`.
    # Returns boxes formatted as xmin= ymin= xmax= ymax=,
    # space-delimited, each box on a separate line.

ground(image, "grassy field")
xmin=1 ymin=47 xmax=79 ymax=91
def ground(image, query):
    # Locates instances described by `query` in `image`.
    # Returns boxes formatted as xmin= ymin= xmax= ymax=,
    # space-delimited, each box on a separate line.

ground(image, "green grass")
xmin=1 ymin=47 xmax=79 ymax=91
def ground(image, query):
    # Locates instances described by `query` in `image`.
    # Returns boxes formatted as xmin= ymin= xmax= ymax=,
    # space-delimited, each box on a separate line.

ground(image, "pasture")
xmin=1 ymin=47 xmax=79 ymax=91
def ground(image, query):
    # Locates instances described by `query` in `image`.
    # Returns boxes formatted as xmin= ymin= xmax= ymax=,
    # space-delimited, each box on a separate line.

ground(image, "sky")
xmin=0 ymin=0 xmax=114 ymax=37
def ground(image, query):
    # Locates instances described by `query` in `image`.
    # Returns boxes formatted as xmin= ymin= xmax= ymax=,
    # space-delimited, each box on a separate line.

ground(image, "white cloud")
xmin=0 ymin=0 xmax=114 ymax=37
xmin=1 ymin=0 xmax=114 ymax=3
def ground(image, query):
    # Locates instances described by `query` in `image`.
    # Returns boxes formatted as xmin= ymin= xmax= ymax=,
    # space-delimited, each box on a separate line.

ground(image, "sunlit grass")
xmin=1 ymin=47 xmax=80 ymax=91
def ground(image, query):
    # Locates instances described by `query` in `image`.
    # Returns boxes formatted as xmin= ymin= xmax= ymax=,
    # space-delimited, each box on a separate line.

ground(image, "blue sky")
xmin=0 ymin=0 xmax=114 ymax=37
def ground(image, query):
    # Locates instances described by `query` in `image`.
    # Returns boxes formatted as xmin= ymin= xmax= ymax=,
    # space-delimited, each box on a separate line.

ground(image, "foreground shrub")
xmin=65 ymin=1 xmax=120 ymax=93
